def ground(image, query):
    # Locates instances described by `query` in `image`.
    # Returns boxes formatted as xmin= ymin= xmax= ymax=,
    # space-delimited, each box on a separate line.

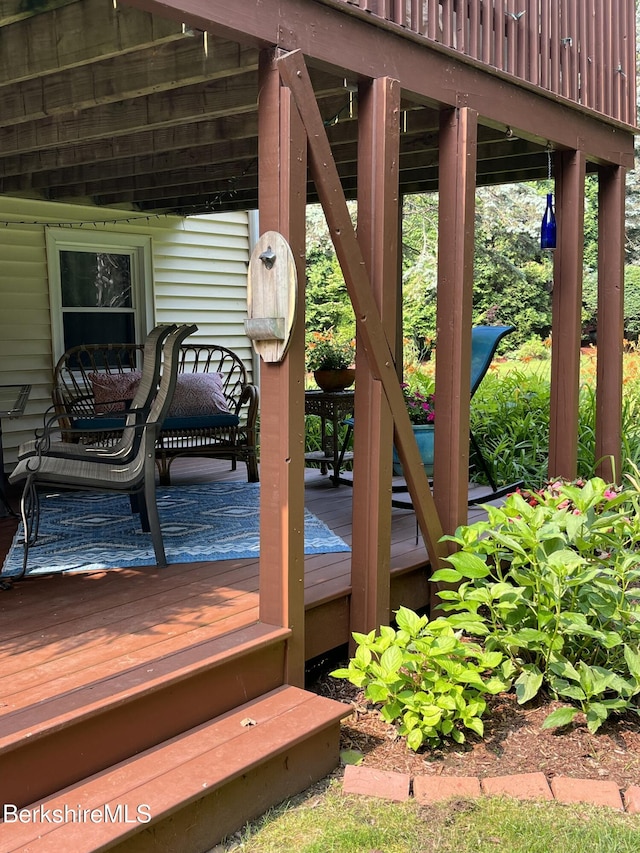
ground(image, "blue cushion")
xmin=161 ymin=414 xmax=239 ymax=431
xmin=72 ymin=417 xmax=127 ymax=431
xmin=72 ymin=413 xmax=240 ymax=435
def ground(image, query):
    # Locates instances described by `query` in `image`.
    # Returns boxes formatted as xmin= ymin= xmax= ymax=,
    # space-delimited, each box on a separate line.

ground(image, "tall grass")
xmin=470 ymin=351 xmax=640 ymax=488
xmin=470 ymin=366 xmax=550 ymax=488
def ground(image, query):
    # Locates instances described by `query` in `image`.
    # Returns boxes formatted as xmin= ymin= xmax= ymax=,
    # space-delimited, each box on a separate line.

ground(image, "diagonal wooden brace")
xmin=277 ymin=49 xmax=445 ymax=570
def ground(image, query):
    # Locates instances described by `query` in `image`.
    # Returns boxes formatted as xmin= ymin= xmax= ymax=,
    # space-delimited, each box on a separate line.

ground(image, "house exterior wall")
xmin=0 ymin=196 xmax=253 ymax=469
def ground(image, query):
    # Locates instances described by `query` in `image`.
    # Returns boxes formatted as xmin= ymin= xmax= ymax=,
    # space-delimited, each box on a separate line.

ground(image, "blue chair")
xmin=467 ymin=325 xmax=516 ymax=496
xmin=338 ymin=325 xmax=521 ymax=503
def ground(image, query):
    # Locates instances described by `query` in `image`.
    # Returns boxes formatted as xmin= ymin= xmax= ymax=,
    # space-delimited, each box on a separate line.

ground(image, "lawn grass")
xmin=220 ymin=781 xmax=640 ymax=852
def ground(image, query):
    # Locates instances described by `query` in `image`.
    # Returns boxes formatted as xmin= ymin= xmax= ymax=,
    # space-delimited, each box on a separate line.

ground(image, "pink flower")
xmin=401 ymin=383 xmax=435 ymax=425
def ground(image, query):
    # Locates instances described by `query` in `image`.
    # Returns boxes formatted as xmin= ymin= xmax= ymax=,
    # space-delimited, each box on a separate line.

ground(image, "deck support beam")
xmin=257 ymin=49 xmax=307 ymax=686
xmin=434 ymin=107 xmax=477 ymax=538
xmin=549 ymin=149 xmax=586 ymax=480
xmin=132 ymin=0 xmax=634 ymax=168
xmin=596 ymin=165 xmax=626 ymax=484
xmin=350 ymin=76 xmax=400 ymax=635
xmin=277 ymin=49 xmax=446 ymax=574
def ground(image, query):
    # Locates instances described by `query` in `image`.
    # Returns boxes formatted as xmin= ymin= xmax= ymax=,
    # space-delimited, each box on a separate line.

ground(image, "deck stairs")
xmin=0 ymin=621 xmax=349 ymax=852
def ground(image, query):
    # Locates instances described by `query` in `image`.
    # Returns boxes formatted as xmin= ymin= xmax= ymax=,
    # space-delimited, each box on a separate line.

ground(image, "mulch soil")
xmin=310 ymin=666 xmax=640 ymax=790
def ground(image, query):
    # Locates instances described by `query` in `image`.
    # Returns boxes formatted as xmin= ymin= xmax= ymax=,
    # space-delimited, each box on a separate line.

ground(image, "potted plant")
xmin=393 ymin=382 xmax=435 ymax=476
xmin=306 ymin=330 xmax=356 ymax=392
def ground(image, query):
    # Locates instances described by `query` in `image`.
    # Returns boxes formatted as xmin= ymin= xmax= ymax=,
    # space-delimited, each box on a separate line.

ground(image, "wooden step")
xmin=0 ymin=621 xmax=290 ymax=809
xmin=0 ymin=686 xmax=350 ymax=853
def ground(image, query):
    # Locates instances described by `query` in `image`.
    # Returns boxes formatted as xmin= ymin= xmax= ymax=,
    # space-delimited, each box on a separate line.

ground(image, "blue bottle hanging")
xmin=540 ymin=192 xmax=556 ymax=250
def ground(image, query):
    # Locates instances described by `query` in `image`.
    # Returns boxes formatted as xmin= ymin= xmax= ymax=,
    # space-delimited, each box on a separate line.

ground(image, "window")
xmin=47 ymin=229 xmax=153 ymax=361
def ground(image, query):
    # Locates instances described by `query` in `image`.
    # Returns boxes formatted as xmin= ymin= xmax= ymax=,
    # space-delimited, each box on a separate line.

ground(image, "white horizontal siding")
xmin=0 ymin=198 xmax=253 ymax=470
xmin=153 ymin=212 xmax=253 ymax=366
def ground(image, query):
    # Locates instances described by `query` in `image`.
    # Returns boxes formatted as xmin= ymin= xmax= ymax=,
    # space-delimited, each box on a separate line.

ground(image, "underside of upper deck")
xmin=0 ymin=0 xmax=634 ymax=217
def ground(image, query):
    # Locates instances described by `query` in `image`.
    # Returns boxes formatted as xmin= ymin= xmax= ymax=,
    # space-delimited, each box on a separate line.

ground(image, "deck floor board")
xmin=0 ymin=459 xmax=491 ymax=725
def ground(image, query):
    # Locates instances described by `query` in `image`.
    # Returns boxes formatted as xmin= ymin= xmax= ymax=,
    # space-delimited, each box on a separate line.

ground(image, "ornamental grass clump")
xmin=433 ymin=471 xmax=640 ymax=733
xmin=331 ymin=606 xmax=511 ymax=751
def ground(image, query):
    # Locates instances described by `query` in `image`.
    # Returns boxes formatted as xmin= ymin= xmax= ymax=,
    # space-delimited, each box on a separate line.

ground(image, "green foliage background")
xmin=305 ymin=158 xmax=640 ymax=350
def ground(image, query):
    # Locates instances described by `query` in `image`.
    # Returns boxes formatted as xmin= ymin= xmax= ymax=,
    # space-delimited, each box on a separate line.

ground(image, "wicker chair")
xmin=18 ymin=323 xmax=176 ymax=463
xmin=49 ymin=340 xmax=259 ymax=484
xmin=5 ymin=324 xmax=197 ymax=584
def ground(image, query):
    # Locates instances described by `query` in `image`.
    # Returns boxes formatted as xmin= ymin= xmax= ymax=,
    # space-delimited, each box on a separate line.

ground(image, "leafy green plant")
xmin=468 ymin=362 xmax=640 ymax=488
xmin=433 ymin=475 xmax=640 ymax=732
xmin=469 ymin=367 xmax=551 ymax=488
xmin=331 ymin=606 xmax=511 ymax=750
xmin=306 ymin=329 xmax=355 ymax=371
xmin=511 ymin=336 xmax=551 ymax=361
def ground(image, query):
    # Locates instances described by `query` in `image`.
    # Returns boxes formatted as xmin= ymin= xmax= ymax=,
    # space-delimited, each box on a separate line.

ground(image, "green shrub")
xmin=511 ymin=336 xmax=551 ymax=361
xmin=332 ymin=474 xmax=640 ymax=749
xmin=434 ymin=474 xmax=640 ymax=733
xmin=469 ymin=367 xmax=551 ymax=488
xmin=331 ymin=606 xmax=511 ymax=751
xmin=469 ymin=362 xmax=640 ymax=487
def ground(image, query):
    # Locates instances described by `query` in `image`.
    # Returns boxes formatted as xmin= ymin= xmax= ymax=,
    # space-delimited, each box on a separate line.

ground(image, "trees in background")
xmin=401 ymin=185 xmax=555 ymax=351
xmin=305 ymin=159 xmax=640 ymax=351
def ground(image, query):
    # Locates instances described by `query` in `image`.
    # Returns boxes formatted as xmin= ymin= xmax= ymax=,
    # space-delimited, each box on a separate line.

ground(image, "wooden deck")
xmin=0 ymin=470 xmax=417 ymax=670
xmin=0 ymin=457 xmax=493 ymax=715
xmin=0 ymin=458 xmax=496 ymax=849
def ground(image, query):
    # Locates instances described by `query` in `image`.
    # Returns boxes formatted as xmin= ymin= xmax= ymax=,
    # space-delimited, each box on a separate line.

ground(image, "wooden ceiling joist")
xmin=0 ymin=1 xmax=189 ymax=85
xmin=0 ymin=68 xmax=344 ymax=158
xmin=0 ymin=76 xmax=260 ymax=157
xmin=0 ymin=0 xmax=78 ymax=28
xmin=0 ymin=114 xmax=261 ymax=181
xmin=3 ymin=113 xmax=533 ymax=201
xmin=0 ymin=37 xmax=259 ymax=128
xmin=19 ymin=137 xmax=260 ymax=194
xmin=0 ymin=0 xmax=630 ymax=216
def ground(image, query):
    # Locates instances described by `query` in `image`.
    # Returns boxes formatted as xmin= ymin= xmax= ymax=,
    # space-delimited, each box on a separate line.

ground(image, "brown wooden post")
xmin=434 ymin=107 xmax=477 ymax=538
xmin=350 ymin=76 xmax=400 ymax=635
xmin=596 ymin=165 xmax=625 ymax=483
xmin=548 ymin=149 xmax=585 ymax=480
xmin=277 ymin=50 xmax=446 ymax=572
xmin=257 ymin=49 xmax=307 ymax=686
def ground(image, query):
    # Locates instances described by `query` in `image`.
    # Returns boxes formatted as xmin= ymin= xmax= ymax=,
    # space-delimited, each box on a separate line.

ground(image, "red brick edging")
xmin=342 ymin=765 xmax=640 ymax=814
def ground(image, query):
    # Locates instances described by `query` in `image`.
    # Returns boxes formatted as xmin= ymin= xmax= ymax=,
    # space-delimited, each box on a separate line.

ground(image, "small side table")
xmin=304 ymin=390 xmax=354 ymax=486
xmin=0 ymin=384 xmax=31 ymax=517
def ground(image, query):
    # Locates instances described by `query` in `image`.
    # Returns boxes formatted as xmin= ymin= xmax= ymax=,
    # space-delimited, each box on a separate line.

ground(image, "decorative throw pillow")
xmin=89 ymin=371 xmax=142 ymax=414
xmin=167 ymin=373 xmax=230 ymax=417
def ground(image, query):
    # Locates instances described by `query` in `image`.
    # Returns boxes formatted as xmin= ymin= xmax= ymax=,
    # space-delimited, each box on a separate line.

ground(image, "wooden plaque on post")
xmin=245 ymin=230 xmax=297 ymax=363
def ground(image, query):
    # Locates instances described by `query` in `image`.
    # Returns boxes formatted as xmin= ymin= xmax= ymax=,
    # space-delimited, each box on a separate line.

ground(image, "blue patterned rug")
xmin=1 ymin=483 xmax=350 ymax=577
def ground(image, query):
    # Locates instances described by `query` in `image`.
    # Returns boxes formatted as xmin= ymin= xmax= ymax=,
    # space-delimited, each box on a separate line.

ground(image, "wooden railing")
xmin=338 ymin=1 xmax=637 ymax=127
